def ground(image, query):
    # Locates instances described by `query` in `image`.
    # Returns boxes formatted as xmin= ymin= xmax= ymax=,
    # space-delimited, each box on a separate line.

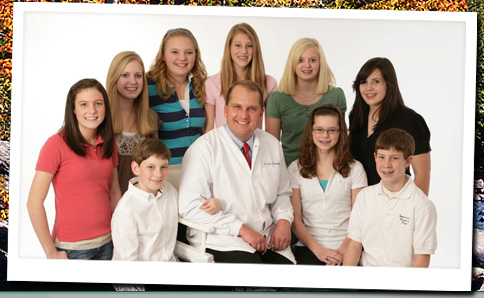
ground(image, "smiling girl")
xmin=348 ymin=57 xmax=431 ymax=195
xmin=266 ymin=38 xmax=346 ymax=167
xmin=289 ymin=104 xmax=367 ymax=265
xmin=27 ymin=78 xmax=121 ymax=260
xmin=204 ymin=23 xmax=277 ymax=132
xmin=106 ymin=51 xmax=159 ymax=194
xmin=147 ymin=28 xmax=207 ymax=189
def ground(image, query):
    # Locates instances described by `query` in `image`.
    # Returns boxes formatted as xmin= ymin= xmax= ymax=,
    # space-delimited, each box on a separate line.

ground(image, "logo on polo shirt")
xmin=399 ymin=214 xmax=410 ymax=225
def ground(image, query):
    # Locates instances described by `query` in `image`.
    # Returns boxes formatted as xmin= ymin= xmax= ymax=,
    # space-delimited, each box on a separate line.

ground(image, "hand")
xmin=314 ymin=247 xmax=343 ymax=266
xmin=239 ymin=224 xmax=267 ymax=254
xmin=200 ymin=198 xmax=222 ymax=215
xmin=268 ymin=219 xmax=291 ymax=251
xmin=47 ymin=250 xmax=68 ymax=260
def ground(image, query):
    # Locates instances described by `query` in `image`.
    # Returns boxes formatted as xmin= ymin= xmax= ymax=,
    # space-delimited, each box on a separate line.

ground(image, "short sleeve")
xmin=204 ymin=74 xmax=221 ymax=106
xmin=347 ymin=190 xmax=365 ymax=242
xmin=264 ymin=75 xmax=278 ymax=101
xmin=396 ymin=108 xmax=431 ymax=155
xmin=112 ymin=141 xmax=119 ymax=168
xmin=288 ymin=160 xmax=301 ymax=189
xmin=333 ymin=87 xmax=347 ymax=113
xmin=35 ymin=134 xmax=62 ymax=175
xmin=350 ymin=161 xmax=368 ymax=190
xmin=266 ymin=91 xmax=282 ymax=119
xmin=413 ymin=199 xmax=437 ymax=255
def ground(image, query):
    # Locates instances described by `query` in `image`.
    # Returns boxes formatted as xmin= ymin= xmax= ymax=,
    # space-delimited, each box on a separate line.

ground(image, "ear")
xmin=405 ymin=156 xmax=413 ymax=169
xmin=373 ymin=152 xmax=377 ymax=162
xmin=131 ymin=161 xmax=140 ymax=176
xmin=224 ymin=105 xmax=228 ymax=119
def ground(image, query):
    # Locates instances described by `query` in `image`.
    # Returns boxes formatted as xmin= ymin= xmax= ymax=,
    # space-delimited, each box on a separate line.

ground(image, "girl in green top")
xmin=266 ymin=38 xmax=346 ymax=166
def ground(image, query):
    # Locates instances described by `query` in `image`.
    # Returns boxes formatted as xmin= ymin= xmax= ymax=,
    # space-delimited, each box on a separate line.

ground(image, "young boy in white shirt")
xmin=344 ymin=128 xmax=437 ymax=267
xmin=111 ymin=138 xmax=178 ymax=262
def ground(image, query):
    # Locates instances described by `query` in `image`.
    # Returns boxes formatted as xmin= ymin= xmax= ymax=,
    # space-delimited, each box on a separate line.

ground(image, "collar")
xmin=377 ymin=175 xmax=414 ymax=200
xmin=127 ymin=177 xmax=163 ymax=203
xmin=223 ymin=124 xmax=255 ymax=151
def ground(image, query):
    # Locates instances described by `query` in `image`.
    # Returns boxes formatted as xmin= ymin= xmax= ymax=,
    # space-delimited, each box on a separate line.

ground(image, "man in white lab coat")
xmin=178 ymin=80 xmax=295 ymax=264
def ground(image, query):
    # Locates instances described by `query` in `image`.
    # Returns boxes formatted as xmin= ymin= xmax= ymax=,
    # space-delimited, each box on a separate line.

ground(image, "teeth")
xmin=238 ymin=121 xmax=248 ymax=125
xmin=85 ymin=117 xmax=97 ymax=120
xmin=126 ymin=87 xmax=137 ymax=91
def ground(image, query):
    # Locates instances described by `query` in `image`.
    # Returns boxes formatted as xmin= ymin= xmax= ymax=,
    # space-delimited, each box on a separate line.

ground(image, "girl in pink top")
xmin=204 ymin=23 xmax=277 ymax=132
xmin=27 ymin=78 xmax=122 ymax=260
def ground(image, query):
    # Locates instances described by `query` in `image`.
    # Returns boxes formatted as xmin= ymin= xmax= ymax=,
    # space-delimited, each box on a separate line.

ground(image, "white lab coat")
xmin=179 ymin=126 xmax=295 ymax=263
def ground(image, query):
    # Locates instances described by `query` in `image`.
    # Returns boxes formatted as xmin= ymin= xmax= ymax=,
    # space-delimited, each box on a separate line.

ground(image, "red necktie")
xmin=242 ymin=143 xmax=251 ymax=169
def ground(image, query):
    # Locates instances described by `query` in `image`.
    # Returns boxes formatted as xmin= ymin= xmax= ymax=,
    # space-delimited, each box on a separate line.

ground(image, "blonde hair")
xmin=220 ymin=23 xmax=267 ymax=100
xmin=147 ymin=28 xmax=207 ymax=104
xmin=106 ymin=51 xmax=157 ymax=136
xmin=278 ymin=38 xmax=335 ymax=95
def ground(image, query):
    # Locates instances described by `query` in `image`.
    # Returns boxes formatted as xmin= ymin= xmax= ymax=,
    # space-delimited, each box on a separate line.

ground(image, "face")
xmin=163 ymin=36 xmax=196 ymax=81
xmin=295 ymin=46 xmax=320 ymax=82
xmin=73 ymin=88 xmax=105 ymax=136
xmin=359 ymin=68 xmax=387 ymax=109
xmin=116 ymin=60 xmax=144 ymax=101
xmin=131 ymin=156 xmax=169 ymax=196
xmin=374 ymin=148 xmax=412 ymax=191
xmin=230 ymin=33 xmax=253 ymax=70
xmin=312 ymin=115 xmax=339 ymax=152
xmin=224 ymin=85 xmax=263 ymax=143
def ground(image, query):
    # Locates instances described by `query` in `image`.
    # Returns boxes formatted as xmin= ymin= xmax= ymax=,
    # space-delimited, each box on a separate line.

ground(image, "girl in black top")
xmin=348 ymin=57 xmax=431 ymax=195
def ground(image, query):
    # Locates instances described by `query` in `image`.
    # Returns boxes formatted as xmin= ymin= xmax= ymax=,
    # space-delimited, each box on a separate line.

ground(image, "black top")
xmin=349 ymin=107 xmax=431 ymax=186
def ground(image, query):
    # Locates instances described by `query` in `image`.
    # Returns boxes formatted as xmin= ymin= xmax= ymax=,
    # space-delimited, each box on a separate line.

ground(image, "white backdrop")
xmin=8 ymin=3 xmax=476 ymax=291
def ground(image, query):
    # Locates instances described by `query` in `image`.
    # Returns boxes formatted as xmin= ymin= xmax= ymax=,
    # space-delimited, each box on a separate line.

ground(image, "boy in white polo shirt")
xmin=343 ymin=128 xmax=437 ymax=267
xmin=111 ymin=138 xmax=178 ymax=262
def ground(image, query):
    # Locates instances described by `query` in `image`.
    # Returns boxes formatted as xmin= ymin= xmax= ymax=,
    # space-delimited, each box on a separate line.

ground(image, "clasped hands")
xmin=238 ymin=219 xmax=291 ymax=254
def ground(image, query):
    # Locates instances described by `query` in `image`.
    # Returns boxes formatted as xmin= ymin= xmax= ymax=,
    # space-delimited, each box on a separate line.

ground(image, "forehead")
xmin=123 ymin=59 xmax=143 ymax=71
xmin=75 ymin=88 xmax=103 ymax=102
xmin=232 ymin=32 xmax=251 ymax=42
xmin=228 ymin=86 xmax=261 ymax=108
xmin=165 ymin=35 xmax=195 ymax=48
xmin=367 ymin=68 xmax=383 ymax=78
xmin=376 ymin=147 xmax=404 ymax=157
xmin=313 ymin=114 xmax=338 ymax=126
xmin=301 ymin=46 xmax=319 ymax=57
xmin=141 ymin=155 xmax=169 ymax=164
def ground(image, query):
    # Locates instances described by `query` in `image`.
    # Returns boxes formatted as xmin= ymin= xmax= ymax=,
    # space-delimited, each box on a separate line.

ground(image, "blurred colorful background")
xmin=0 ymin=0 xmax=482 ymax=291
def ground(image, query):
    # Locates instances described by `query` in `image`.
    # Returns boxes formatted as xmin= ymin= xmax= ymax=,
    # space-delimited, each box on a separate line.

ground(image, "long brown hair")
xmin=106 ymin=51 xmax=157 ymax=136
xmin=146 ymin=28 xmax=207 ymax=103
xmin=220 ymin=23 xmax=267 ymax=100
xmin=349 ymin=57 xmax=405 ymax=133
xmin=60 ymin=78 xmax=115 ymax=159
xmin=298 ymin=104 xmax=354 ymax=178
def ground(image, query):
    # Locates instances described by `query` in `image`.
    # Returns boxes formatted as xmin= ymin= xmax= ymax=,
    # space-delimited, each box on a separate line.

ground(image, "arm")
xmin=200 ymin=198 xmax=222 ymax=215
xmin=239 ymin=224 xmax=268 ymax=253
xmin=204 ymin=103 xmax=215 ymax=133
xmin=290 ymin=188 xmax=342 ymax=265
xmin=265 ymin=117 xmax=281 ymax=141
xmin=110 ymin=167 xmax=122 ymax=211
xmin=411 ymin=152 xmax=431 ymax=196
xmin=111 ymin=209 xmax=139 ymax=261
xmin=343 ymin=239 xmax=362 ymax=266
xmin=411 ymin=254 xmax=430 ymax=267
xmin=26 ymin=171 xmax=67 ymax=259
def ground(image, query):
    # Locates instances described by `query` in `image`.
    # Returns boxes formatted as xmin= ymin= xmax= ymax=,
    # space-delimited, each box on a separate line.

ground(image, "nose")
xmin=154 ymin=167 xmax=163 ymax=177
xmin=89 ymin=103 xmax=96 ymax=114
xmin=128 ymin=75 xmax=136 ymax=84
xmin=179 ymin=52 xmax=187 ymax=61
xmin=366 ymin=82 xmax=374 ymax=90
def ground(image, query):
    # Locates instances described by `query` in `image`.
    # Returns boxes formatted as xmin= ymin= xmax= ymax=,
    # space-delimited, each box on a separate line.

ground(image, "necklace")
xmin=299 ymin=92 xmax=317 ymax=101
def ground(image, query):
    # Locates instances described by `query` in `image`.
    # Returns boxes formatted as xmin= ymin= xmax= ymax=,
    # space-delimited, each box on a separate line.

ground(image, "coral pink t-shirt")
xmin=204 ymin=72 xmax=277 ymax=128
xmin=35 ymin=133 xmax=118 ymax=242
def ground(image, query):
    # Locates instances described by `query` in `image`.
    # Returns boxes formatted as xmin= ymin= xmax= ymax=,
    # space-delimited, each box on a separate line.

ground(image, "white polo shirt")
xmin=347 ymin=176 xmax=437 ymax=267
xmin=288 ymin=160 xmax=367 ymax=250
xmin=112 ymin=177 xmax=178 ymax=262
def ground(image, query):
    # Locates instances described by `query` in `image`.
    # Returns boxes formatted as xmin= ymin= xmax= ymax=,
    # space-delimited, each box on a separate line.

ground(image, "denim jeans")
xmin=56 ymin=240 xmax=113 ymax=260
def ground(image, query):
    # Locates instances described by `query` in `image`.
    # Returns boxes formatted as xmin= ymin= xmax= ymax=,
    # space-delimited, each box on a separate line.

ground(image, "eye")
xmin=248 ymin=44 xmax=253 ymax=48
xmin=80 ymin=103 xmax=87 ymax=107
xmin=373 ymin=79 xmax=380 ymax=84
xmin=298 ymin=58 xmax=304 ymax=63
xmin=360 ymin=80 xmax=367 ymax=85
xmin=328 ymin=128 xmax=338 ymax=134
xmin=161 ymin=165 xmax=168 ymax=170
xmin=171 ymin=50 xmax=178 ymax=54
xmin=135 ymin=74 xmax=142 ymax=78
xmin=121 ymin=74 xmax=129 ymax=78
xmin=186 ymin=51 xmax=194 ymax=55
xmin=310 ymin=58 xmax=317 ymax=63
xmin=96 ymin=101 xmax=104 ymax=106
xmin=148 ymin=166 xmax=154 ymax=169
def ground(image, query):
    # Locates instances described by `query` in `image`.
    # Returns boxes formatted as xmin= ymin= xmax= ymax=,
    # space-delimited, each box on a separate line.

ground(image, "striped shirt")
xmin=148 ymin=77 xmax=205 ymax=165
